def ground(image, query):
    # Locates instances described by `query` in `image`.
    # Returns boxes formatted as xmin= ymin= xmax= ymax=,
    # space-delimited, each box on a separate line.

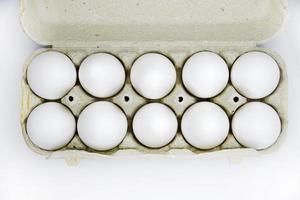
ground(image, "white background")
xmin=1 ymin=0 xmax=300 ymax=199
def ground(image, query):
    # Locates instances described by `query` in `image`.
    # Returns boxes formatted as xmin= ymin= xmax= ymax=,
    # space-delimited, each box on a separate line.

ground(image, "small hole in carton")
xmin=69 ymin=96 xmax=74 ymax=102
xmin=124 ymin=96 xmax=130 ymax=102
xmin=233 ymin=97 xmax=239 ymax=103
xmin=178 ymin=96 xmax=184 ymax=103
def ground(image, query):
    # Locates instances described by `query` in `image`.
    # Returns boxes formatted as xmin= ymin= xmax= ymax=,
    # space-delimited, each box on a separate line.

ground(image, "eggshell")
xmin=26 ymin=102 xmax=76 ymax=151
xmin=132 ymin=103 xmax=178 ymax=148
xmin=27 ymin=51 xmax=77 ymax=100
xmin=232 ymin=102 xmax=281 ymax=150
xmin=77 ymin=101 xmax=128 ymax=151
xmin=181 ymin=102 xmax=229 ymax=149
xmin=79 ymin=53 xmax=126 ymax=98
xmin=182 ymin=52 xmax=229 ymax=98
xmin=130 ymin=53 xmax=176 ymax=99
xmin=231 ymin=51 xmax=280 ymax=99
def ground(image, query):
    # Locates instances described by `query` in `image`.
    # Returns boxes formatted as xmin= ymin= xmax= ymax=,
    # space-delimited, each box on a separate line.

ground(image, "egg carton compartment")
xmin=20 ymin=46 xmax=288 ymax=158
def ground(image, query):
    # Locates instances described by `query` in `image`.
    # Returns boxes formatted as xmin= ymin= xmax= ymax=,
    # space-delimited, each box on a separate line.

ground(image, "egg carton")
xmin=20 ymin=0 xmax=288 ymax=162
xmin=20 ymin=47 xmax=287 ymax=157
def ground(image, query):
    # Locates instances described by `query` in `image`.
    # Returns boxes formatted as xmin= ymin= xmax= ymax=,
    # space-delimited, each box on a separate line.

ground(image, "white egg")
xmin=77 ymin=101 xmax=128 ymax=151
xmin=27 ymin=51 xmax=77 ymax=100
xmin=231 ymin=51 xmax=280 ymax=99
xmin=132 ymin=103 xmax=178 ymax=148
xmin=26 ymin=102 xmax=76 ymax=151
xmin=79 ymin=53 xmax=126 ymax=98
xmin=181 ymin=102 xmax=229 ymax=149
xmin=232 ymin=102 xmax=281 ymax=150
xmin=182 ymin=52 xmax=229 ymax=98
xmin=130 ymin=53 xmax=176 ymax=99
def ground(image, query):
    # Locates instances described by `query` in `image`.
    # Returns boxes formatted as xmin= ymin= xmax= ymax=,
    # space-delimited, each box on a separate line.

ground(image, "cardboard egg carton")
xmin=20 ymin=0 xmax=288 ymax=162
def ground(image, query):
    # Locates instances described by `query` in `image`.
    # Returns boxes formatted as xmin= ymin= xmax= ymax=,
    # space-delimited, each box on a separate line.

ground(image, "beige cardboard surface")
xmin=20 ymin=0 xmax=287 ymax=46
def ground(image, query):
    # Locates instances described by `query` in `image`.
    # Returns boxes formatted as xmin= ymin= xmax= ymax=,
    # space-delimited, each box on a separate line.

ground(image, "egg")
xmin=26 ymin=102 xmax=76 ymax=151
xmin=232 ymin=102 xmax=281 ymax=150
xmin=132 ymin=103 xmax=178 ymax=148
xmin=182 ymin=52 xmax=229 ymax=98
xmin=27 ymin=51 xmax=77 ymax=100
xmin=130 ymin=53 xmax=176 ymax=99
xmin=79 ymin=53 xmax=126 ymax=98
xmin=181 ymin=102 xmax=229 ymax=149
xmin=231 ymin=51 xmax=280 ymax=99
xmin=77 ymin=101 xmax=128 ymax=151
